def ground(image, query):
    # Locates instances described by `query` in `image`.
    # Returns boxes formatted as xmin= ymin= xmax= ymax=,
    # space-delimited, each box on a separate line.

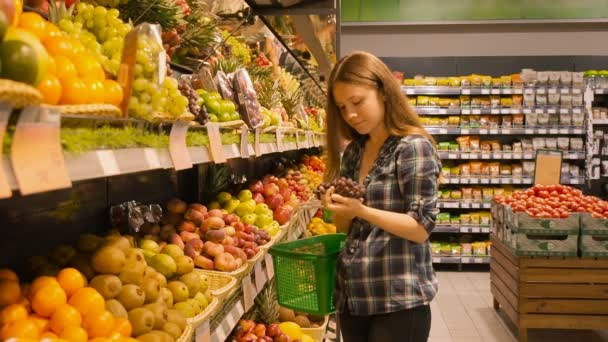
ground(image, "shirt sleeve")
xmin=395 ymin=138 xmax=441 ymax=234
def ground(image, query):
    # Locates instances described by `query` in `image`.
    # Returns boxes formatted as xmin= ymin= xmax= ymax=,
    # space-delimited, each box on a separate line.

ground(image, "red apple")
xmin=178 ymin=221 xmax=197 ymax=232
xmin=243 ymin=224 xmax=254 ymax=234
xmin=249 ymin=180 xmax=264 ymax=193
xmin=189 ymin=203 xmax=208 ymax=215
xmin=208 ymin=209 xmax=224 ymax=218
xmin=231 ymin=221 xmax=246 ymax=232
xmin=185 ymin=209 xmax=205 ymax=226
xmin=265 ymin=193 xmax=284 ymax=210
xmin=277 ymin=178 xmax=289 ymax=190
xmin=279 ymin=188 xmax=292 ymax=202
xmin=275 ymin=333 xmax=291 ymax=342
xmin=263 ymin=183 xmax=280 ymax=197
xmin=253 ymin=324 xmax=266 ymax=337
xmin=223 ymin=213 xmax=239 ymax=225
xmin=253 ymin=192 xmax=265 ymax=204
xmin=266 ymin=324 xmax=280 ymax=337
xmin=274 ymin=205 xmax=292 ymax=225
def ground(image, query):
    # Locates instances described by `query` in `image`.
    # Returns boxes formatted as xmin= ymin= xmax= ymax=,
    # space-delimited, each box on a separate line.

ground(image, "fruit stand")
xmin=490 ymin=185 xmax=608 ymax=342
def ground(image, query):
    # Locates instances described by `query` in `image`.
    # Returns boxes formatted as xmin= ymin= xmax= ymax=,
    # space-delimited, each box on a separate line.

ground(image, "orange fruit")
xmin=70 ymin=38 xmax=85 ymax=58
xmin=74 ymin=55 xmax=104 ymax=81
xmin=46 ymin=55 xmax=57 ymax=75
xmin=56 ymin=268 xmax=86 ymax=297
xmin=49 ymin=304 xmax=81 ymax=334
xmin=43 ymin=35 xmax=73 ymax=58
xmin=103 ymin=80 xmax=124 ymax=107
xmin=31 ymin=284 xmax=67 ymax=317
xmin=67 ymin=287 xmax=105 ymax=317
xmin=112 ymin=317 xmax=131 ymax=337
xmin=40 ymin=331 xmax=58 ymax=338
xmin=37 ymin=74 xmax=62 ymax=105
xmin=54 ymin=56 xmax=77 ymax=81
xmin=59 ymin=78 xmax=88 ymax=105
xmin=83 ymin=310 xmax=114 ymax=338
xmin=0 ymin=269 xmax=18 ymax=281
xmin=0 ymin=319 xmax=40 ymax=340
xmin=0 ymin=279 xmax=21 ymax=306
xmin=0 ymin=304 xmax=28 ymax=325
xmin=86 ymin=79 xmax=105 ymax=104
xmin=29 ymin=314 xmax=49 ymax=332
xmin=30 ymin=276 xmax=59 ymax=297
xmin=42 ymin=23 xmax=62 ymax=43
xmin=59 ymin=325 xmax=87 ymax=342
xmin=17 ymin=12 xmax=48 ymax=40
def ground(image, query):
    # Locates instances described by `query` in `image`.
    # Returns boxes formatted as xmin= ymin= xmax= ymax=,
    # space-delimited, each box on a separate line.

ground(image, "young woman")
xmin=322 ymin=51 xmax=441 ymax=342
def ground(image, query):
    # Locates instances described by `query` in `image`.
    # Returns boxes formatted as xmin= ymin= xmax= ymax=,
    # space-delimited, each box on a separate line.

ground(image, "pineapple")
xmin=255 ymin=78 xmax=281 ymax=110
xmin=212 ymin=57 xmax=243 ymax=74
xmin=254 ymin=281 xmax=280 ymax=325
xmin=47 ymin=0 xmax=75 ymax=24
xmin=120 ymin=0 xmax=186 ymax=30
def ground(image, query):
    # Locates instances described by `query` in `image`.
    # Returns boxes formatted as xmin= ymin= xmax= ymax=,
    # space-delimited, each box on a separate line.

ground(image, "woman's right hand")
xmin=321 ymin=186 xmax=335 ymax=208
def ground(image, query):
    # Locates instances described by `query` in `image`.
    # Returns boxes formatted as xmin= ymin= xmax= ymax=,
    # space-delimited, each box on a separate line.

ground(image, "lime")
xmin=0 ymin=39 xmax=38 ymax=84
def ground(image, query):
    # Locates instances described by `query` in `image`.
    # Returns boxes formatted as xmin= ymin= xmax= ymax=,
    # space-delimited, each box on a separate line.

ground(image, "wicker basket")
xmin=199 ymin=258 xmax=251 ymax=281
xmin=302 ymin=315 xmax=330 ymax=342
xmin=46 ymin=104 xmax=122 ymax=117
xmin=176 ymin=322 xmax=194 ymax=342
xmin=186 ymin=296 xmax=220 ymax=329
xmin=0 ymin=79 xmax=42 ymax=107
xmin=195 ymin=269 xmax=237 ymax=301
xmin=246 ymin=249 xmax=265 ymax=269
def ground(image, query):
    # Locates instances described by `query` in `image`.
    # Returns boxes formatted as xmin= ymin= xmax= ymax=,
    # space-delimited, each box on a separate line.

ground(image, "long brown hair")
xmin=325 ymin=51 xmax=435 ymax=181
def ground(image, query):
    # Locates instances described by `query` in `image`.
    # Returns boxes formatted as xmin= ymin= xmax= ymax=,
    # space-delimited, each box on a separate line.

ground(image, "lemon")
xmin=301 ymin=334 xmax=315 ymax=342
xmin=278 ymin=322 xmax=303 ymax=340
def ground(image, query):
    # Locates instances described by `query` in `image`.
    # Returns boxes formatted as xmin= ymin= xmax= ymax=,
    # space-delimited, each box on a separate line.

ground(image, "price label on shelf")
xmin=524 ymin=153 xmax=533 ymax=159
xmin=490 ymin=129 xmax=498 ymax=134
xmin=574 ymin=128 xmax=583 ymax=134
xmin=240 ymin=125 xmax=250 ymax=158
xmin=481 ymin=153 xmax=490 ymax=159
xmin=472 ymin=109 xmax=481 ymax=115
xmin=524 ymin=108 xmax=532 ymax=114
xmin=513 ymin=178 xmax=522 ymax=184
xmin=559 ymin=128 xmax=569 ymax=134
xmin=548 ymin=108 xmax=557 ymax=114
xmin=143 ymin=148 xmax=161 ymax=169
xmin=491 ymin=178 xmax=500 ymax=183
xmin=461 ymin=177 xmax=469 ymax=184
xmin=549 ymin=128 xmax=559 ymax=134
xmin=511 ymin=108 xmax=521 ymax=114
xmin=523 ymin=177 xmax=533 ymax=183
xmin=438 ymin=108 xmax=447 ymax=114
xmin=548 ymin=88 xmax=557 ymax=94
xmin=502 ymin=128 xmax=511 ymax=134
xmin=491 ymin=89 xmax=501 ymax=95
xmin=536 ymin=88 xmax=546 ymax=94
xmin=97 ymin=150 xmax=120 ymax=176
xmin=451 ymin=178 xmax=460 ymax=184
xmin=570 ymin=178 xmax=580 ymax=184
xmin=470 ymin=178 xmax=479 ymax=184
xmin=448 ymin=153 xmax=458 ymax=159
xmin=538 ymin=128 xmax=547 ymax=134
xmin=491 ymin=109 xmax=500 ymax=115
xmin=461 ymin=129 xmax=470 ymax=134
xmin=265 ymin=253 xmax=275 ymax=279
xmin=461 ymin=202 xmax=471 ymax=209
xmin=195 ymin=320 xmax=211 ymax=342
xmin=295 ymin=130 xmax=302 ymax=150
xmin=481 ymin=178 xmax=490 ymax=184
xmin=472 ymin=227 xmax=481 ymax=233
xmin=513 ymin=88 xmax=523 ymax=94
xmin=276 ymin=130 xmax=286 ymax=152
xmin=204 ymin=123 xmax=226 ymax=164
xmin=525 ymin=128 xmax=534 ymax=134
xmin=573 ymin=108 xmax=582 ymax=114
xmin=469 ymin=153 xmax=479 ymax=159
xmin=432 ymin=257 xmax=441 ymax=263
xmin=513 ymin=153 xmax=522 ymax=159
xmin=572 ymin=88 xmax=582 ymax=94
xmin=481 ymin=88 xmax=490 ymax=95
xmin=445 ymin=202 xmax=459 ymax=208
xmin=0 ymin=104 xmax=12 ymax=198
xmin=11 ymin=106 xmax=71 ymax=195
xmin=568 ymin=152 xmax=578 ymax=159
xmin=461 ymin=152 xmax=470 ymax=159
xmin=503 ymin=88 xmax=512 ymax=94
xmin=503 ymin=153 xmax=512 ymax=159
xmin=471 ymin=202 xmax=481 ymax=209
xmin=560 ymin=108 xmax=569 ymax=114
xmin=306 ymin=131 xmax=314 ymax=148
xmin=501 ymin=108 xmax=510 ymax=114
xmin=561 ymin=88 xmax=570 ymax=94
xmin=494 ymin=152 xmax=502 ymax=158
xmin=254 ymin=127 xmax=262 ymax=155
xmin=535 ymin=108 xmax=544 ymax=114
xmin=462 ymin=89 xmax=471 ymax=95
xmin=439 ymin=128 xmax=448 ymax=134
xmin=242 ymin=275 xmax=256 ymax=312
xmin=479 ymin=129 xmax=488 ymax=134
xmin=406 ymin=88 xmax=415 ymax=95
xmin=501 ymin=178 xmax=511 ymax=184
xmin=254 ymin=260 xmax=266 ymax=292
xmin=462 ymin=109 xmax=471 ymax=115
xmin=168 ymin=121 xmax=193 ymax=170
xmin=525 ymin=88 xmax=535 ymax=94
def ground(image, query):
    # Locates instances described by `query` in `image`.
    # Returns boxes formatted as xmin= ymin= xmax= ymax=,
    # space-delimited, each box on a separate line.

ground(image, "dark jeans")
xmin=338 ymin=304 xmax=431 ymax=342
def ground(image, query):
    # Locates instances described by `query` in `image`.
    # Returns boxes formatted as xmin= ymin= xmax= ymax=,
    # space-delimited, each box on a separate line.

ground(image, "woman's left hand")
xmin=326 ymin=193 xmax=366 ymax=219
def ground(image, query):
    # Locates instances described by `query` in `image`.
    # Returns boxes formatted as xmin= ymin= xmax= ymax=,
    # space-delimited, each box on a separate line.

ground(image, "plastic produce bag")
xmin=110 ymin=201 xmax=163 ymax=234
xmin=232 ymin=68 xmax=264 ymax=129
xmin=215 ymin=70 xmax=236 ymax=103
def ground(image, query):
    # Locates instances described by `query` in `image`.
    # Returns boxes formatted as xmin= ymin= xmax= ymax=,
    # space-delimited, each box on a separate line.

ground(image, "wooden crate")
xmin=490 ymin=234 xmax=608 ymax=342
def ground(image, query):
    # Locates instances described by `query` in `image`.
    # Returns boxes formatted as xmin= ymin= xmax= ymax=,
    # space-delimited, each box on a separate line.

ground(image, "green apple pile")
xmin=260 ymin=107 xmax=282 ymax=129
xmin=196 ymin=89 xmax=241 ymax=123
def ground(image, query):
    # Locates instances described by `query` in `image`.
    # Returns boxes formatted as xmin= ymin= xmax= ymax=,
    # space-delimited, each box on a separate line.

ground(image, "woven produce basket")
xmin=186 ymin=296 xmax=220 ymax=329
xmin=176 ymin=322 xmax=194 ymax=342
xmin=0 ymin=79 xmax=42 ymax=107
xmin=302 ymin=315 xmax=330 ymax=342
xmin=199 ymin=256 xmax=251 ymax=281
xmin=262 ymin=224 xmax=289 ymax=250
xmin=47 ymin=104 xmax=122 ymax=117
xmin=195 ymin=269 xmax=237 ymax=301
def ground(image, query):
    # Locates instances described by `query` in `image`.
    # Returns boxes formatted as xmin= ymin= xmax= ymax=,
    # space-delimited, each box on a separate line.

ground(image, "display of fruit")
xmin=197 ymin=88 xmax=240 ymax=123
xmin=0 ymin=25 xmax=49 ymax=86
xmin=317 ymin=176 xmax=366 ymax=200
xmin=306 ymin=217 xmax=336 ymax=237
xmin=233 ymin=319 xmax=316 ymax=342
xmin=277 ymin=306 xmax=325 ymax=328
xmin=178 ymin=75 xmax=209 ymax=124
xmin=495 ymin=184 xmax=608 ymax=219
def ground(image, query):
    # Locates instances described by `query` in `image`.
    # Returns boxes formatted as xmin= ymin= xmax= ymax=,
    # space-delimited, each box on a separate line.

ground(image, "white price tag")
xmin=242 ymin=275 xmax=255 ymax=311
xmin=470 ymin=178 xmax=479 ymax=184
xmin=481 ymin=153 xmax=490 ymax=159
xmin=513 ymin=153 xmax=522 ymax=159
xmin=446 ymin=202 xmax=459 ymax=208
xmin=538 ymin=129 xmax=547 ymax=134
xmin=438 ymin=109 xmax=447 ymax=114
xmin=559 ymin=128 xmax=569 ymax=134
xmin=451 ymin=178 xmax=460 ymax=184
xmin=548 ymin=108 xmax=557 ymax=114
xmin=462 ymin=89 xmax=471 ymax=95
xmin=240 ymin=125 xmax=250 ymax=158
xmin=524 ymin=108 xmax=532 ymax=114
xmin=560 ymin=108 xmax=569 ymax=114
xmin=568 ymin=152 xmax=578 ymax=159
xmin=513 ymin=178 xmax=522 ymax=184
xmin=513 ymin=88 xmax=523 ymax=94
xmin=439 ymin=128 xmax=448 ymax=134
xmin=460 ymin=227 xmax=470 ymax=233
xmin=491 ymin=109 xmax=500 ymax=115
xmin=525 ymin=129 xmax=534 ymax=134
xmin=97 ymin=150 xmax=120 ymax=176
xmin=523 ymin=177 xmax=533 ymax=183
xmin=479 ymin=129 xmax=488 ymax=134
xmin=406 ymin=88 xmax=415 ymax=95
xmin=570 ymin=178 xmax=580 ymax=184
xmin=469 ymin=153 xmax=479 ymax=159
xmin=573 ymin=88 xmax=582 ymax=94
xmin=481 ymin=178 xmax=490 ymax=184
xmin=448 ymin=153 xmax=458 ymax=159
xmin=524 ymin=153 xmax=533 ymax=159
xmin=548 ymin=88 xmax=557 ymax=94
xmin=503 ymin=88 xmax=512 ymax=94
xmin=494 ymin=152 xmax=502 ymax=158
xmin=472 ymin=227 xmax=481 ymax=233
xmin=254 ymin=261 xmax=266 ymax=292
xmin=501 ymin=108 xmax=510 ymax=114
xmin=525 ymin=88 xmax=535 ymax=94
xmin=549 ymin=128 xmax=559 ymax=134
xmin=432 ymin=257 xmax=441 ymax=263
xmin=461 ymin=202 xmax=471 ymax=209
xmin=573 ymin=108 xmax=582 ymax=114
xmin=481 ymin=89 xmax=490 ymax=95
xmin=195 ymin=320 xmax=211 ymax=342
xmin=536 ymin=88 xmax=546 ymax=94
xmin=461 ymin=129 xmax=470 ymax=134
xmin=536 ymin=109 xmax=544 ymax=114
xmin=265 ymin=253 xmax=275 ymax=279
xmin=472 ymin=109 xmax=481 ymax=115
xmin=511 ymin=108 xmax=521 ymax=114
xmin=490 ymin=129 xmax=498 ymax=134
xmin=491 ymin=178 xmax=500 ymax=183
xmin=462 ymin=109 xmax=471 ymax=115
xmin=503 ymin=153 xmax=512 ymax=159
xmin=501 ymin=178 xmax=511 ymax=184
xmin=471 ymin=203 xmax=480 ymax=209
xmin=502 ymin=128 xmax=511 ymax=134
xmin=574 ymin=128 xmax=583 ymax=134
xmin=491 ymin=89 xmax=501 ymax=94
xmin=461 ymin=152 xmax=470 ymax=159
xmin=143 ymin=148 xmax=161 ymax=169
xmin=461 ymin=177 xmax=469 ymax=184
xmin=561 ymin=88 xmax=570 ymax=94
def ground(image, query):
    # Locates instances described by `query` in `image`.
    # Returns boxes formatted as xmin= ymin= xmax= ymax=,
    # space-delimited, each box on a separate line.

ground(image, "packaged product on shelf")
xmin=448 ymin=116 xmax=461 ymax=126
xmin=469 ymin=75 xmax=481 ymax=87
xmin=560 ymin=71 xmax=572 ymax=86
xmin=451 ymin=190 xmax=463 ymax=199
xmin=457 ymin=136 xmax=470 ymax=151
xmin=480 ymin=163 xmax=490 ymax=175
xmin=561 ymin=93 xmax=573 ymax=107
xmin=523 ymin=161 xmax=536 ymax=176
xmin=414 ymin=78 xmax=425 ymax=86
xmin=471 ymin=97 xmax=482 ymax=107
xmin=424 ymin=77 xmax=438 ymax=86
xmin=536 ymin=93 xmax=548 ymax=106
xmin=461 ymin=116 xmax=470 ymax=128
xmin=439 ymin=142 xmax=451 ymax=150
xmin=482 ymin=75 xmax=492 ymax=87
xmin=522 ymin=139 xmax=534 ymax=152
xmin=572 ymin=72 xmax=584 ymax=87
xmin=472 ymin=188 xmax=483 ymax=202
xmin=490 ymin=162 xmax=501 ymax=176
xmin=470 ymin=212 xmax=481 ymax=225
xmin=420 ymin=117 xmax=430 ymax=125
xmin=502 ymin=144 xmax=512 ymax=152
xmin=472 ymin=242 xmax=488 ymax=256
xmin=449 ymin=98 xmax=461 ymax=107
xmin=404 ymin=79 xmax=415 ymax=86
xmin=462 ymin=187 xmax=473 ymax=200
xmin=480 ymin=97 xmax=491 ymax=108
xmin=471 ymin=161 xmax=482 ymax=175
xmin=533 ymin=138 xmax=546 ymax=150
xmin=437 ymin=213 xmax=451 ymax=224
xmin=439 ymin=98 xmax=451 ymax=107
xmin=481 ymin=141 xmax=492 ymax=151
xmin=572 ymin=112 xmax=585 ymax=126
xmin=417 ymin=96 xmax=430 ymax=106
xmin=502 ymin=115 xmax=513 ymax=127
xmin=430 ymin=117 xmax=441 ymax=126
xmin=490 ymin=141 xmax=502 ymax=151
xmin=500 ymin=97 xmax=513 ymax=107
xmin=512 ymin=94 xmax=523 ymax=107
xmin=460 ymin=95 xmax=471 ymax=106
xmin=512 ymin=164 xmax=523 ymax=177
xmin=521 ymin=69 xmax=537 ymax=85
xmin=215 ymin=70 xmax=236 ymax=103
xmin=491 ymin=96 xmax=501 ymax=108
xmin=480 ymin=212 xmax=492 ymax=225
xmin=451 ymin=166 xmax=461 ymax=176
xmin=513 ymin=114 xmax=525 ymax=126
xmin=538 ymin=112 xmax=550 ymax=125
xmin=537 ymin=71 xmax=549 ymax=86
xmin=524 ymin=92 xmax=535 ymax=107
xmin=451 ymin=244 xmax=462 ymax=256
xmin=572 ymin=93 xmax=584 ymax=106
xmin=482 ymin=188 xmax=494 ymax=201
xmin=489 ymin=116 xmax=501 ymax=127
xmin=492 ymin=78 xmax=503 ymax=88
xmin=486 ymin=241 xmax=492 ymax=254
xmin=470 ymin=136 xmax=481 ymax=150
xmin=570 ymin=138 xmax=584 ymax=150
xmin=431 ymin=243 xmax=441 ymax=255
xmin=460 ymin=214 xmax=471 ymax=224
xmin=512 ymin=74 xmax=524 ymax=88
xmin=449 ymin=143 xmax=460 ymax=151
xmin=408 ymin=98 xmax=417 ymax=106
xmin=548 ymin=92 xmax=560 ymax=105
xmin=233 ymin=68 xmax=264 ymax=129
xmin=494 ymin=188 xmax=505 ymax=196
xmin=501 ymin=75 xmax=513 ymax=87
xmin=500 ymin=165 xmax=512 ymax=176
xmin=526 ymin=112 xmax=538 ymax=126
xmin=451 ymin=215 xmax=461 ymax=224
xmin=437 ymin=78 xmax=449 ymax=86
xmin=440 ymin=189 xmax=451 ymax=199
xmin=546 ymin=137 xmax=558 ymax=149
xmin=549 ymin=113 xmax=560 ymax=125
xmin=557 ymin=137 xmax=570 ymax=150
xmin=449 ymin=77 xmax=461 ymax=87
xmin=461 ymin=76 xmax=472 ymax=87
xmin=513 ymin=141 xmax=523 ymax=153
xmin=549 ymin=71 xmax=561 ymax=87
xmin=480 ymin=115 xmax=490 ymax=127
xmin=461 ymin=243 xmax=473 ymax=256
xmin=439 ymin=117 xmax=449 ymax=126
xmin=570 ymin=164 xmax=581 ymax=177
xmin=429 ymin=97 xmax=440 ymax=106
xmin=460 ymin=163 xmax=471 ymax=176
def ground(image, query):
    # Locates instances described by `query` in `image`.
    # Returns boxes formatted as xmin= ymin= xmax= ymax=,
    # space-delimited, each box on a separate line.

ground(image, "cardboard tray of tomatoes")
xmin=580 ymin=213 xmax=608 ymax=235
xmin=503 ymin=224 xmax=579 ymax=257
xmin=503 ymin=206 xmax=580 ymax=235
xmin=579 ymin=234 xmax=608 ymax=257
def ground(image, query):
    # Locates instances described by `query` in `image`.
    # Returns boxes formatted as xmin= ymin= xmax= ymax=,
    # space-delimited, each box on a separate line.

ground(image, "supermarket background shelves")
xmin=437 ymin=201 xmax=492 ymax=209
xmin=437 ymin=151 xmax=585 ymax=160
xmin=594 ymin=88 xmax=608 ymax=95
xmin=402 ymin=86 xmax=525 ymax=95
xmin=431 ymin=256 xmax=490 ymax=264
xmin=434 ymin=225 xmax=492 ymax=233
xmin=416 ymin=107 xmax=585 ymax=116
xmin=440 ymin=176 xmax=584 ymax=185
xmin=593 ymin=119 xmax=608 ymax=125
xmin=425 ymin=126 xmax=585 ymax=135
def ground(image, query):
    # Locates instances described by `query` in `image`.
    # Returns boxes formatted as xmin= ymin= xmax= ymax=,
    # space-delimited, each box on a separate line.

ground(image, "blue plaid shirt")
xmin=335 ymin=134 xmax=441 ymax=315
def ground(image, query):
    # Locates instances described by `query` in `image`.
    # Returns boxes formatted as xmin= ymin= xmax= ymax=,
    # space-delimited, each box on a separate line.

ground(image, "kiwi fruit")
xmin=128 ymin=307 xmax=155 ymax=336
xmin=91 ymin=246 xmax=126 ymax=275
xmin=178 ymin=272 xmax=201 ymax=298
xmin=294 ymin=315 xmax=312 ymax=328
xmin=117 ymin=284 xmax=146 ymax=310
xmin=156 ymin=287 xmax=173 ymax=308
xmin=77 ymin=234 xmax=104 ymax=253
xmin=104 ymin=236 xmax=132 ymax=253
xmin=143 ymin=302 xmax=168 ymax=330
xmin=119 ymin=260 xmax=146 ymax=286
xmin=165 ymin=309 xmax=186 ymax=331
xmin=278 ymin=306 xmax=296 ymax=322
xmin=142 ymin=278 xmax=161 ymax=303
xmin=106 ymin=299 xmax=128 ymax=318
xmin=162 ymin=322 xmax=182 ymax=339
xmin=90 ymin=275 xmax=122 ymax=299
xmin=167 ymin=281 xmax=189 ymax=303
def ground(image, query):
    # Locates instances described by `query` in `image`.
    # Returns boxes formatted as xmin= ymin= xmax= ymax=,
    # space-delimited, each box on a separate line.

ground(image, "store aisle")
xmin=430 ymin=271 xmax=608 ymax=342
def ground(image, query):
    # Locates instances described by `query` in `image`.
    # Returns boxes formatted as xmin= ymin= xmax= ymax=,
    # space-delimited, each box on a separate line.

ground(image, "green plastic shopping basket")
xmin=268 ymin=233 xmax=347 ymax=316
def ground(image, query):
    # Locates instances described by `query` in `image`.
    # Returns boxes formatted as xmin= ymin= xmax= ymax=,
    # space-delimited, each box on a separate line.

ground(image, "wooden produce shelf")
xmin=490 ymin=234 xmax=608 ymax=342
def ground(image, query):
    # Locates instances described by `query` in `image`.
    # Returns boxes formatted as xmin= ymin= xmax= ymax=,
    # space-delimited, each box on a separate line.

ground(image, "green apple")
xmin=205 ymin=100 xmax=221 ymax=114
xmin=223 ymin=199 xmax=240 ymax=214
xmin=238 ymin=190 xmax=253 ymax=202
xmin=242 ymin=213 xmax=257 ymax=225
xmin=256 ymin=213 xmax=274 ymax=228
xmin=263 ymin=114 xmax=271 ymax=128
xmin=255 ymin=203 xmax=270 ymax=215
xmin=209 ymin=114 xmax=219 ymax=122
xmin=218 ymin=112 xmax=232 ymax=122
xmin=271 ymin=112 xmax=281 ymax=126
xmin=221 ymin=100 xmax=236 ymax=113
xmin=210 ymin=92 xmax=222 ymax=101
xmin=235 ymin=201 xmax=255 ymax=217
xmin=230 ymin=111 xmax=241 ymax=121
xmin=217 ymin=191 xmax=232 ymax=204
xmin=209 ymin=201 xmax=221 ymax=210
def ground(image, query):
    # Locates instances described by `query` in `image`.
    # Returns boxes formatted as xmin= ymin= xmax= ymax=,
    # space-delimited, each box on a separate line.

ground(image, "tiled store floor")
xmin=325 ymin=271 xmax=608 ymax=342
